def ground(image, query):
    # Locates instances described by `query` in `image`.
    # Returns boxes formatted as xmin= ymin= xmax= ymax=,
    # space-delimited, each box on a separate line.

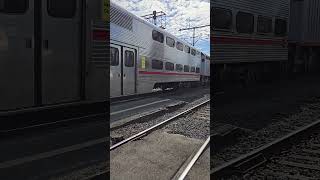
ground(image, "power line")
xmin=179 ymin=25 xmax=210 ymax=46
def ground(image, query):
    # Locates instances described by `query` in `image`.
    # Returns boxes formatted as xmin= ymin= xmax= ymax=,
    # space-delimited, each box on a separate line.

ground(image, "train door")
xmin=122 ymin=47 xmax=136 ymax=96
xmin=110 ymin=44 xmax=136 ymax=97
xmin=0 ymin=0 xmax=35 ymax=110
xmin=110 ymin=44 xmax=121 ymax=97
xmin=41 ymin=0 xmax=82 ymax=104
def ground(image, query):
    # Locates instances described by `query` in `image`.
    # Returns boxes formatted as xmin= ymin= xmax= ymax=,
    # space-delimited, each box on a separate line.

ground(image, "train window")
xmin=48 ymin=0 xmax=76 ymax=18
xmin=196 ymin=51 xmax=200 ymax=56
xmin=184 ymin=45 xmax=190 ymax=53
xmin=0 ymin=0 xmax=28 ymax=14
xmin=191 ymin=49 xmax=196 ymax=56
xmin=125 ymin=50 xmax=135 ymax=67
xmin=176 ymin=64 xmax=183 ymax=72
xmin=166 ymin=37 xmax=175 ymax=48
xmin=176 ymin=41 xmax=184 ymax=51
xmin=196 ymin=67 xmax=200 ymax=73
xmin=191 ymin=67 xmax=196 ymax=72
xmin=110 ymin=47 xmax=119 ymax=66
xmin=152 ymin=60 xmax=163 ymax=70
xmin=212 ymin=7 xmax=232 ymax=30
xmin=275 ymin=19 xmax=287 ymax=36
xmin=165 ymin=62 xmax=174 ymax=71
xmin=236 ymin=12 xmax=254 ymax=34
xmin=152 ymin=30 xmax=164 ymax=43
xmin=184 ymin=65 xmax=190 ymax=72
xmin=257 ymin=16 xmax=272 ymax=34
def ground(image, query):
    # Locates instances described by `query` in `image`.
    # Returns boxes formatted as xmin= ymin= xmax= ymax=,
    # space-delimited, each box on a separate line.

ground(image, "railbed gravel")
xmin=50 ymin=162 xmax=107 ymax=180
xmin=163 ymin=104 xmax=210 ymax=140
xmin=245 ymin=131 xmax=320 ymax=179
xmin=212 ymin=98 xmax=320 ymax=168
xmin=110 ymin=94 xmax=210 ymax=146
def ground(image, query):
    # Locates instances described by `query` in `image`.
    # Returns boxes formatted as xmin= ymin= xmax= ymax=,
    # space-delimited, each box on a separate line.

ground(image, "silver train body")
xmin=0 ymin=0 xmax=108 ymax=112
xmin=211 ymin=0 xmax=289 ymax=64
xmin=200 ymin=55 xmax=211 ymax=84
xmin=110 ymin=2 xmax=210 ymax=98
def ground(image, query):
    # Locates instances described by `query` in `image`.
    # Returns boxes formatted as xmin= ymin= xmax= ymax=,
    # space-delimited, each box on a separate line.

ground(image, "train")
xmin=0 ymin=0 xmax=108 ymax=112
xmin=211 ymin=0 xmax=320 ymax=87
xmin=288 ymin=0 xmax=320 ymax=74
xmin=110 ymin=2 xmax=210 ymax=98
xmin=211 ymin=0 xmax=289 ymax=85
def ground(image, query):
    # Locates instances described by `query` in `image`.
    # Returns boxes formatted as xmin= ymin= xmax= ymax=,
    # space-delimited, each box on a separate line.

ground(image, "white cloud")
xmin=111 ymin=0 xmax=210 ymax=55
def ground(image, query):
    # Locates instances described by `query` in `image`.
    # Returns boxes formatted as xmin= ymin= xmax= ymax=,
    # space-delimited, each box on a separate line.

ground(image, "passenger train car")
xmin=211 ymin=0 xmax=289 ymax=83
xmin=288 ymin=0 xmax=320 ymax=73
xmin=110 ymin=2 xmax=210 ymax=98
xmin=201 ymin=54 xmax=211 ymax=84
xmin=0 ymin=0 xmax=108 ymax=112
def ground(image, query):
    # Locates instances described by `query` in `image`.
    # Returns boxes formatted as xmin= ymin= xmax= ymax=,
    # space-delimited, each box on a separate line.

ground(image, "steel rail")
xmin=211 ymin=118 xmax=320 ymax=178
xmin=0 ymin=113 xmax=106 ymax=134
xmin=177 ymin=136 xmax=210 ymax=180
xmin=110 ymin=99 xmax=210 ymax=150
xmin=84 ymin=171 xmax=108 ymax=180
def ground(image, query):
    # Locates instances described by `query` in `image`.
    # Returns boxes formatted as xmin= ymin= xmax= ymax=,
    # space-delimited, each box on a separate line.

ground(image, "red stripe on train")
xmin=139 ymin=71 xmax=200 ymax=76
xmin=92 ymin=30 xmax=109 ymax=41
xmin=211 ymin=36 xmax=286 ymax=46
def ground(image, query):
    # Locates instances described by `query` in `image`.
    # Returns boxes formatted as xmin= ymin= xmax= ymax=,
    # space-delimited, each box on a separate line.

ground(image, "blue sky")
xmin=111 ymin=0 xmax=210 ymax=55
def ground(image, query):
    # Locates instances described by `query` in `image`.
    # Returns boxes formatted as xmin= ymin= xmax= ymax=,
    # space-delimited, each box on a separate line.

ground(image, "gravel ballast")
xmin=111 ymin=94 xmax=210 ymax=145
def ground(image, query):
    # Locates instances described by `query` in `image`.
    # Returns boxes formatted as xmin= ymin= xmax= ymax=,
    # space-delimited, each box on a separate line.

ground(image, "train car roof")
xmin=111 ymin=1 xmax=206 ymax=55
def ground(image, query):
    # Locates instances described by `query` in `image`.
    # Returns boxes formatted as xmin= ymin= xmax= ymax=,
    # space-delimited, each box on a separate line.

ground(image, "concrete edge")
xmin=110 ymin=101 xmax=187 ymax=130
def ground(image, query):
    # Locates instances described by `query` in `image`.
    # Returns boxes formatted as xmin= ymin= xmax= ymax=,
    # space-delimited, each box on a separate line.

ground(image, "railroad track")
xmin=0 ymin=107 xmax=108 ymax=179
xmin=110 ymin=86 xmax=210 ymax=106
xmin=212 ymin=119 xmax=320 ymax=179
xmin=83 ymin=171 xmax=108 ymax=180
xmin=1 ymin=101 xmax=107 ymax=136
xmin=110 ymin=99 xmax=210 ymax=150
xmin=110 ymin=98 xmax=210 ymax=180
xmin=0 ymin=112 xmax=107 ymax=137
xmin=250 ymin=132 xmax=320 ymax=179
xmin=173 ymin=136 xmax=210 ymax=180
xmin=0 ymin=135 xmax=108 ymax=179
xmin=110 ymin=89 xmax=175 ymax=105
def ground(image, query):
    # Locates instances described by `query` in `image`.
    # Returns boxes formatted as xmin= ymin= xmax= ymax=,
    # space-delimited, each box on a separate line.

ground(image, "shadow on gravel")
xmin=213 ymin=74 xmax=320 ymax=131
xmin=211 ymin=123 xmax=252 ymax=152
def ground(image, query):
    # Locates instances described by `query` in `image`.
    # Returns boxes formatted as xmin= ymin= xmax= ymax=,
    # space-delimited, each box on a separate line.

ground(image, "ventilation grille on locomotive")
xmin=110 ymin=6 xmax=133 ymax=31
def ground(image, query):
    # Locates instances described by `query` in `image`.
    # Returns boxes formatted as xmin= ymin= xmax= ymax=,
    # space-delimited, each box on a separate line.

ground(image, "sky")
xmin=111 ymin=0 xmax=210 ymax=55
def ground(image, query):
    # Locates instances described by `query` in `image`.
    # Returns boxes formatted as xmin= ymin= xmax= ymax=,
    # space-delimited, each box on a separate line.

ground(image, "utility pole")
xmin=179 ymin=25 xmax=210 ymax=46
xmin=141 ymin=11 xmax=167 ymax=29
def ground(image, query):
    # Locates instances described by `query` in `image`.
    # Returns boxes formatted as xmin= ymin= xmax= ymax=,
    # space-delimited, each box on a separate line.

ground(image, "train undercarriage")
xmin=213 ymin=46 xmax=320 ymax=90
xmin=153 ymin=78 xmax=210 ymax=91
xmin=288 ymin=44 xmax=320 ymax=75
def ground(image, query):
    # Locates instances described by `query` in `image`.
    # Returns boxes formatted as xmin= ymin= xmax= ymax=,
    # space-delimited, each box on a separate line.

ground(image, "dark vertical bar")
xmin=80 ymin=0 xmax=86 ymax=100
xmin=135 ymin=49 xmax=137 ymax=93
xmin=121 ymin=46 xmax=124 ymax=95
xmin=34 ymin=0 xmax=42 ymax=105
